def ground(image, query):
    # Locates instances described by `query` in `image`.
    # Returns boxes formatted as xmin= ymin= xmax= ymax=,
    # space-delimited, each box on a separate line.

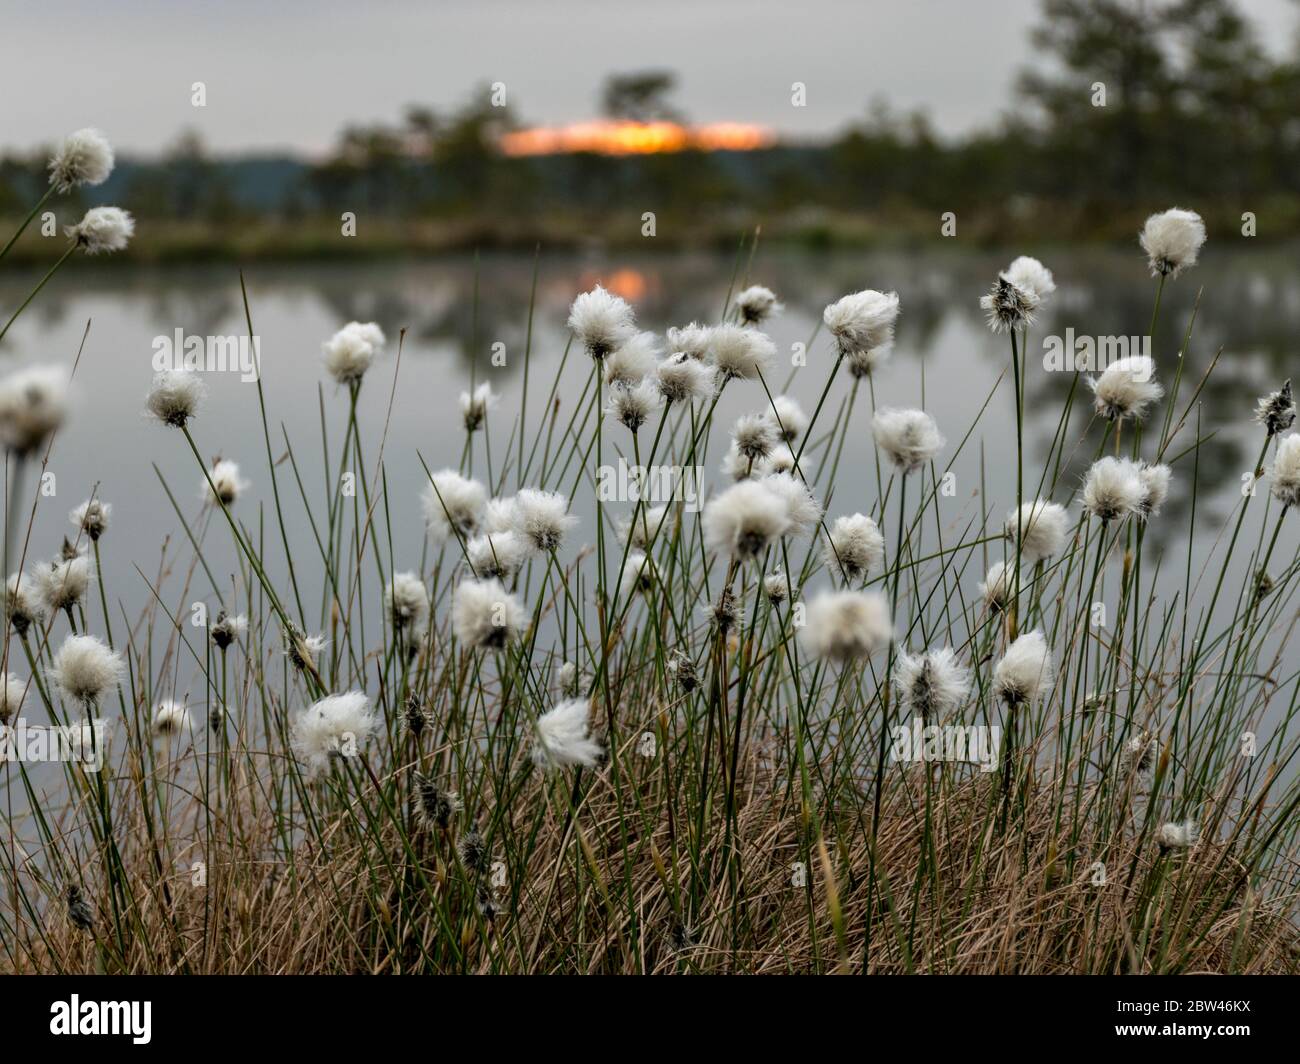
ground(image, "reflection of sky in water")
xmin=0 ymin=247 xmax=1296 ymax=812
xmin=3 ymin=250 xmax=1294 ymax=568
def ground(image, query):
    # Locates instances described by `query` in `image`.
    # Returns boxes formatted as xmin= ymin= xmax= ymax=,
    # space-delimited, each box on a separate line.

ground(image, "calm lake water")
xmin=0 ymin=245 xmax=1294 ymax=626
xmin=2 ymin=244 xmax=1298 ymax=840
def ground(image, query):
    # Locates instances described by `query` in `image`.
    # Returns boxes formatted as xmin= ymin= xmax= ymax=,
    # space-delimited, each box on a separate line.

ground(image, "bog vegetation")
xmin=0 ymin=130 xmax=1297 ymax=974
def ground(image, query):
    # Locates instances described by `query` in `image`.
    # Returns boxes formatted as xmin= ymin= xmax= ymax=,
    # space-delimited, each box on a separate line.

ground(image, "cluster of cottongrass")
xmin=1 ymin=191 xmax=1297 ymax=976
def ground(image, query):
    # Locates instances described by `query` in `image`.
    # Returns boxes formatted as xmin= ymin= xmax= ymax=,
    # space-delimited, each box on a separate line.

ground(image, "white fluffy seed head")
xmin=322 ymin=321 xmax=385 ymax=385
xmin=801 ymin=589 xmax=892 ymax=661
xmin=0 ymin=673 xmax=25 ymax=725
xmin=608 ymin=378 xmax=660 ymax=433
xmin=1137 ymin=462 xmax=1171 ymax=517
xmin=533 ymin=698 xmax=603 ymax=769
xmin=70 ymin=499 xmax=111 ymax=542
xmin=1090 ymin=355 xmax=1162 ymax=421
xmin=65 ymin=206 xmax=134 ymax=254
xmin=702 ymin=480 xmax=791 ymax=560
xmin=760 ymin=442 xmax=814 ymax=479
xmin=4 ymin=572 xmax=43 ymax=635
xmin=48 ymin=129 xmax=114 ymax=192
xmin=422 ymin=470 xmax=487 ymax=542
xmin=1269 ymin=434 xmax=1300 ymax=507
xmin=0 ymin=364 xmax=70 ymax=456
xmin=568 ymin=285 xmax=636 ymax=359
xmin=483 ymin=496 xmax=519 ymax=534
xmin=872 ymin=407 xmax=944 ymax=474
xmin=512 ymin=488 xmax=578 ymax=553
xmin=618 ymin=551 xmax=653 ymax=598
xmin=734 ymin=285 xmax=781 ymax=325
xmin=1002 ymin=256 xmax=1056 ymax=304
xmin=460 ymin=382 xmax=497 ymax=432
xmin=979 ymin=561 xmax=1014 ymax=611
xmin=656 ymin=352 xmax=716 ymax=404
xmin=618 ymin=504 xmax=670 ymax=549
xmin=1158 ymin=819 xmax=1200 ymax=849
xmin=291 ymin=691 xmax=377 ymax=778
xmin=152 ymin=699 xmax=194 ymax=739
xmin=36 ymin=554 xmax=94 ymax=615
xmin=466 ymin=530 xmax=527 ymax=580
xmin=894 ymin=647 xmax=971 ymax=723
xmin=451 ymin=578 xmax=526 ymax=648
xmin=823 ymin=513 xmax=885 ymax=582
xmin=556 ymin=660 xmax=579 ymax=696
xmin=665 ymin=322 xmax=714 ymax=360
xmin=51 ymin=634 xmax=124 ymax=705
xmin=763 ymin=570 xmax=789 ymax=604
xmin=993 ymin=630 xmax=1054 ymax=706
xmin=980 ymin=274 xmax=1038 ymax=333
xmin=203 ymin=459 xmax=249 ymax=506
xmin=847 ymin=347 xmax=890 ymax=378
xmin=604 ymin=331 xmax=659 ymax=386
xmin=1140 ymin=208 xmax=1206 ymax=278
xmin=1005 ymin=500 xmax=1069 ymax=562
xmin=761 ymin=472 xmax=822 ymax=537
xmin=385 ymin=571 xmax=428 ymax=630
xmin=708 ymin=324 xmax=775 ymax=381
xmin=732 ymin=412 xmax=777 ymax=461
xmin=146 ymin=368 xmax=204 ymax=428
xmin=764 ymin=395 xmax=808 ymax=443
xmin=1082 ymin=456 xmax=1145 ymax=521
xmin=823 ymin=289 xmax=899 ymax=366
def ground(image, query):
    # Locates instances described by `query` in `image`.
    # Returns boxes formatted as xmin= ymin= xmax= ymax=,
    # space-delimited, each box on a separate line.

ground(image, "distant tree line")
xmin=0 ymin=0 xmax=1295 ymax=241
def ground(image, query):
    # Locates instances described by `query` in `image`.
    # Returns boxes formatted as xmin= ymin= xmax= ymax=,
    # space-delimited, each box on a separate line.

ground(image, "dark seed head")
xmin=474 ymin=883 xmax=498 ymax=921
xmin=404 ymin=693 xmax=429 ymax=736
xmin=711 ymin=587 xmax=739 ymax=632
xmin=66 ymin=884 xmax=94 ymax=932
xmin=413 ymin=770 xmax=460 ymax=831
xmin=458 ymin=827 xmax=491 ymax=877
xmin=1257 ymin=380 xmax=1296 ymax=436
xmin=210 ymin=611 xmax=236 ymax=650
xmin=669 ymin=650 xmax=698 ymax=692
xmin=669 ymin=919 xmax=697 ymax=952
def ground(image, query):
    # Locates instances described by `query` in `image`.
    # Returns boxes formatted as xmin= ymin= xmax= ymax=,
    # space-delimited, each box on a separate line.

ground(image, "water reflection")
xmin=0 ymin=245 xmax=1291 ymax=615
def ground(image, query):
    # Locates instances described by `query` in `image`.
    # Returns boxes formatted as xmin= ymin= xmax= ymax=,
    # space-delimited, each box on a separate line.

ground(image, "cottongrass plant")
xmin=1090 ymin=355 xmax=1163 ymax=422
xmin=0 ymin=129 xmax=132 ymax=344
xmin=823 ymin=288 xmax=900 ymax=376
xmin=201 ymin=460 xmax=249 ymax=507
xmin=3 ymin=206 xmax=1299 ymax=978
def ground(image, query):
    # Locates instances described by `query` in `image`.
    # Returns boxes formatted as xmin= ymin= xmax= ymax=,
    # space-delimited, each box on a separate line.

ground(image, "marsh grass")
xmin=1 ymin=222 xmax=1298 ymax=975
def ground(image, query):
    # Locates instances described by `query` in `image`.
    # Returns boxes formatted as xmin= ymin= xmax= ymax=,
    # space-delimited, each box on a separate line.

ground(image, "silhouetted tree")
xmin=601 ymin=71 xmax=683 ymax=123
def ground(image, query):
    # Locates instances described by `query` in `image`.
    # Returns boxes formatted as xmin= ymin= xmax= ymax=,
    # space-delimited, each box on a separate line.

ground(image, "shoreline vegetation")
xmin=4 ymin=0 xmax=1299 ymax=267
xmin=0 ymin=126 xmax=1297 ymax=975
xmin=0 ymin=202 xmax=1296 ymax=266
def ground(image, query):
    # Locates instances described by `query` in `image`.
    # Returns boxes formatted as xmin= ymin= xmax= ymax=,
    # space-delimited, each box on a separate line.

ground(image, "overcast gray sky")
xmin=3 ymin=0 xmax=1296 ymax=155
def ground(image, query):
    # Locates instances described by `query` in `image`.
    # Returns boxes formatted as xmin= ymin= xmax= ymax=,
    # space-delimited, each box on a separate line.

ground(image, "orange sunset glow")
xmin=499 ymin=120 xmax=775 ymax=157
